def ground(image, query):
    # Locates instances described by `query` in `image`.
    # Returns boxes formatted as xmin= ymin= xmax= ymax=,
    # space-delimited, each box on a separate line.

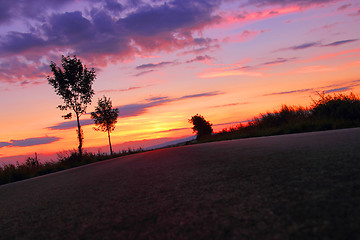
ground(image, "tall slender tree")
xmin=91 ymin=96 xmax=119 ymax=155
xmin=48 ymin=55 xmax=96 ymax=158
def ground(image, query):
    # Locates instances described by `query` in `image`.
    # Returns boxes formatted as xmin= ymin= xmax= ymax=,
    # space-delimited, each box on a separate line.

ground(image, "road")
xmin=1 ymin=128 xmax=360 ymax=239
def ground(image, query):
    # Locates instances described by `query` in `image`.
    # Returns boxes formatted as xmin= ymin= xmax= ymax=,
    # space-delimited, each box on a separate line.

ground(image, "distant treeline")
xmin=202 ymin=92 xmax=360 ymax=142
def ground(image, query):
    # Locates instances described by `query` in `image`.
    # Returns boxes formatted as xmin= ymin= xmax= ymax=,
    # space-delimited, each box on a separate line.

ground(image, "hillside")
xmin=1 ymin=128 xmax=359 ymax=239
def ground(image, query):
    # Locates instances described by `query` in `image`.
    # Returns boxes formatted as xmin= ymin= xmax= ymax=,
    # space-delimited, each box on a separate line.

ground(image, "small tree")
xmin=48 ymin=55 xmax=96 ymax=158
xmin=189 ymin=114 xmax=213 ymax=140
xmin=91 ymin=96 xmax=119 ymax=155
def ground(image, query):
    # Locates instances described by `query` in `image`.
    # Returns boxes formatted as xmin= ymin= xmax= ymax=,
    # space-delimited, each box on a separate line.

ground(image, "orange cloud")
xmin=198 ymin=66 xmax=262 ymax=78
xmin=300 ymin=48 xmax=360 ymax=63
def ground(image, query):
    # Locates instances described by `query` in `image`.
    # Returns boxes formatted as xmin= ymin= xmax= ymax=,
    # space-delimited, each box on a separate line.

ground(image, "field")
xmin=1 ymin=128 xmax=359 ymax=239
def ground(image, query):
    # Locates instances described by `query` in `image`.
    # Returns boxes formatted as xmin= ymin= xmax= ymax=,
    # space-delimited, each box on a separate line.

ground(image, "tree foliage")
xmin=48 ymin=55 xmax=96 ymax=158
xmin=189 ymin=114 xmax=213 ymax=140
xmin=91 ymin=96 xmax=119 ymax=155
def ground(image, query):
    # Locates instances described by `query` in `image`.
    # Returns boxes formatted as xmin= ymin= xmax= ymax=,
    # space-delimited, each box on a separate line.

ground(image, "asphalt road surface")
xmin=1 ymin=128 xmax=360 ymax=239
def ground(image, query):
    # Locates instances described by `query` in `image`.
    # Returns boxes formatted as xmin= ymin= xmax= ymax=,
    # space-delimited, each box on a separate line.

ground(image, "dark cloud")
xmin=263 ymin=88 xmax=313 ymax=96
xmin=47 ymin=91 xmax=222 ymax=130
xmin=136 ymin=61 xmax=174 ymax=69
xmin=245 ymin=0 xmax=335 ymax=7
xmin=134 ymin=70 xmax=156 ymax=77
xmin=322 ymin=39 xmax=358 ymax=47
xmin=0 ymin=136 xmax=61 ymax=148
xmin=211 ymin=102 xmax=248 ymax=108
xmin=349 ymin=9 xmax=360 ymax=16
xmin=0 ymin=0 xmax=73 ymax=24
xmin=178 ymin=91 xmax=221 ymax=100
xmin=291 ymin=42 xmax=320 ymax=50
xmin=104 ymin=0 xmax=124 ymax=13
xmin=0 ymin=142 xmax=11 ymax=148
xmin=180 ymin=44 xmax=220 ymax=55
xmin=0 ymin=57 xmax=48 ymax=84
xmin=263 ymin=57 xmax=294 ymax=65
xmin=47 ymin=119 xmax=95 ymax=130
xmin=97 ymin=86 xmax=145 ymax=93
xmin=277 ymin=39 xmax=357 ymax=52
xmin=121 ymin=0 xmax=221 ymax=36
xmin=338 ymin=4 xmax=351 ymax=11
xmin=1 ymin=0 xmax=225 ymax=83
xmin=324 ymin=87 xmax=353 ymax=93
xmin=186 ymin=55 xmax=213 ymax=63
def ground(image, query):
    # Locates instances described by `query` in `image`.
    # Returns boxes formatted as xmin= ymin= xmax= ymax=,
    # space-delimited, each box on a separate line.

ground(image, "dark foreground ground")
xmin=1 ymin=128 xmax=360 ymax=239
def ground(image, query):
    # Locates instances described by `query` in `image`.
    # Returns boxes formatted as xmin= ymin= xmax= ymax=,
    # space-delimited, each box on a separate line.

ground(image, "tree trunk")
xmin=76 ymin=113 xmax=83 ymax=159
xmin=107 ymin=130 xmax=113 ymax=156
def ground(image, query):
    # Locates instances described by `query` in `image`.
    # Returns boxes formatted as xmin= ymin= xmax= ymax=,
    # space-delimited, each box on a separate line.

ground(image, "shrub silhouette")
xmin=91 ymin=96 xmax=119 ymax=155
xmin=189 ymin=114 xmax=213 ymax=140
xmin=48 ymin=55 xmax=96 ymax=159
xmin=311 ymin=92 xmax=360 ymax=121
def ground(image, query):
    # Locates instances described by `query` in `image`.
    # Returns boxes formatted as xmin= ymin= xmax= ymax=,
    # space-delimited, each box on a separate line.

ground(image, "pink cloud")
xmin=198 ymin=65 xmax=262 ymax=78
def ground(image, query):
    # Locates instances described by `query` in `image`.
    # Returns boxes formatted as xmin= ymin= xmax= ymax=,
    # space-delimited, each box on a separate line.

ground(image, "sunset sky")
xmin=1 ymin=0 xmax=360 ymax=164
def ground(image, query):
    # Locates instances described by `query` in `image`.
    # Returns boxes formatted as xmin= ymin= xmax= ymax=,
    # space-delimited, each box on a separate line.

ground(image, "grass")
xmin=198 ymin=92 xmax=360 ymax=143
xmin=0 ymin=148 xmax=144 ymax=185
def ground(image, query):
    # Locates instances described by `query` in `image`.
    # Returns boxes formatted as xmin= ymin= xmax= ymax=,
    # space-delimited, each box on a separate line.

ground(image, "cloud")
xmin=198 ymin=65 xmax=262 ymax=78
xmin=0 ymin=142 xmax=12 ymax=148
xmin=186 ymin=55 xmax=213 ymax=63
xmin=262 ymin=57 xmax=295 ymax=66
xmin=47 ymin=91 xmax=223 ymax=130
xmin=97 ymin=85 xmax=151 ymax=93
xmin=322 ymin=39 xmax=358 ymax=47
xmin=117 ymin=91 xmax=222 ymax=118
xmin=47 ymin=119 xmax=95 ymax=130
xmin=211 ymin=102 xmax=248 ymax=108
xmin=0 ymin=136 xmax=61 ymax=148
xmin=288 ymin=42 xmax=321 ymax=50
xmin=178 ymin=91 xmax=221 ymax=100
xmin=0 ymin=0 xmax=224 ymax=83
xmin=338 ymin=4 xmax=351 ymax=11
xmin=277 ymin=39 xmax=358 ymax=52
xmin=263 ymin=88 xmax=313 ymax=96
xmin=244 ymin=0 xmax=336 ymax=7
xmin=136 ymin=61 xmax=174 ymax=70
xmin=134 ymin=70 xmax=156 ymax=77
xmin=0 ymin=57 xmax=48 ymax=84
xmin=324 ymin=86 xmax=353 ymax=93
xmin=349 ymin=9 xmax=360 ymax=16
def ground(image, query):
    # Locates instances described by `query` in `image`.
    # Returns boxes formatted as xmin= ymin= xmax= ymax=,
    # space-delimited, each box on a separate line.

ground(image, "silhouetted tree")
xmin=189 ymin=114 xmax=213 ymax=140
xmin=91 ymin=96 xmax=119 ymax=155
xmin=48 ymin=55 xmax=96 ymax=158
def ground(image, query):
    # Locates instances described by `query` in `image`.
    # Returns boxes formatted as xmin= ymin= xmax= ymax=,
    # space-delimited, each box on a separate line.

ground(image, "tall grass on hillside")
xmin=204 ymin=92 xmax=360 ymax=142
xmin=0 ymin=148 xmax=144 ymax=185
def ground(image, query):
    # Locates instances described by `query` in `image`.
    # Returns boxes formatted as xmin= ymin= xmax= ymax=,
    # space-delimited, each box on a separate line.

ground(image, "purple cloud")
xmin=48 ymin=91 xmax=223 ymax=130
xmin=186 ymin=55 xmax=213 ymax=63
xmin=263 ymin=88 xmax=313 ymax=96
xmin=291 ymin=42 xmax=320 ymax=50
xmin=322 ymin=39 xmax=358 ymax=47
xmin=245 ymin=0 xmax=336 ymax=7
xmin=136 ymin=61 xmax=174 ymax=70
xmin=1 ymin=0 xmax=225 ymax=84
xmin=324 ymin=87 xmax=353 ymax=93
xmin=0 ymin=136 xmax=61 ymax=148
xmin=338 ymin=4 xmax=351 ymax=11
xmin=134 ymin=70 xmax=156 ymax=77
xmin=263 ymin=57 xmax=294 ymax=65
xmin=47 ymin=119 xmax=95 ymax=130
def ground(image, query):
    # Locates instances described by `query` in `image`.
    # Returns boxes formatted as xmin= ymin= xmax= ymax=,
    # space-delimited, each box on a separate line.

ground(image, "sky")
xmin=1 ymin=0 xmax=360 ymax=164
